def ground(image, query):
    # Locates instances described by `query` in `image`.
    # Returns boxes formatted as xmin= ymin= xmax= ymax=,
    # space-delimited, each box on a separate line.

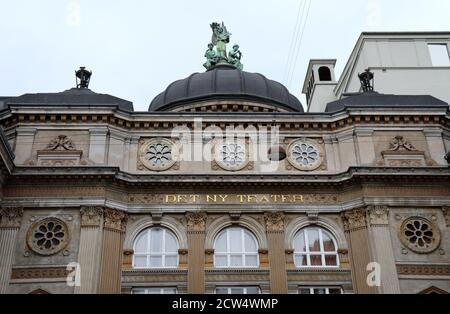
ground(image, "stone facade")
xmin=0 ymin=32 xmax=449 ymax=295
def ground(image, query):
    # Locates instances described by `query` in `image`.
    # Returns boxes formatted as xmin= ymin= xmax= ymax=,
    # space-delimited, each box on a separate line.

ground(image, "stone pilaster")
xmin=366 ymin=206 xmax=400 ymax=294
xmin=186 ymin=211 xmax=207 ymax=294
xmin=341 ymin=208 xmax=376 ymax=294
xmin=264 ymin=212 xmax=288 ymax=294
xmin=75 ymin=206 xmax=104 ymax=294
xmin=0 ymin=207 xmax=23 ymax=294
xmin=98 ymin=208 xmax=127 ymax=294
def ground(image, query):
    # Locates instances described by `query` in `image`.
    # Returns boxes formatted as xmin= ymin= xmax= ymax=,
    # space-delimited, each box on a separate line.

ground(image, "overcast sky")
xmin=1 ymin=0 xmax=450 ymax=111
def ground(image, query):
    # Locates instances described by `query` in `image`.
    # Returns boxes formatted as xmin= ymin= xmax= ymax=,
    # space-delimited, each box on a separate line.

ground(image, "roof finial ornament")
xmin=358 ymin=68 xmax=374 ymax=92
xmin=203 ymin=22 xmax=243 ymax=71
xmin=75 ymin=66 xmax=92 ymax=89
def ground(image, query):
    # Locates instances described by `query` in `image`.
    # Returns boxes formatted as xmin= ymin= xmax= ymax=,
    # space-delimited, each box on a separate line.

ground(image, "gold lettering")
xmin=293 ymin=195 xmax=303 ymax=203
xmin=206 ymin=195 xmax=217 ymax=203
xmin=247 ymin=195 xmax=257 ymax=203
xmin=177 ymin=195 xmax=187 ymax=203
xmin=190 ymin=195 xmax=199 ymax=203
xmin=237 ymin=195 xmax=246 ymax=203
xmin=281 ymin=195 xmax=288 ymax=203
xmin=165 ymin=195 xmax=177 ymax=203
xmin=218 ymin=195 xmax=228 ymax=202
xmin=271 ymin=195 xmax=281 ymax=202
xmin=260 ymin=195 xmax=270 ymax=203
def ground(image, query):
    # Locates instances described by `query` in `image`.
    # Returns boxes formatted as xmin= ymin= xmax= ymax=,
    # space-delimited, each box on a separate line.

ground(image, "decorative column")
xmin=75 ymin=206 xmax=104 ymax=294
xmin=366 ymin=206 xmax=401 ymax=294
xmin=186 ymin=211 xmax=207 ymax=294
xmin=341 ymin=208 xmax=376 ymax=294
xmin=0 ymin=207 xmax=23 ymax=294
xmin=264 ymin=212 xmax=288 ymax=294
xmin=98 ymin=208 xmax=127 ymax=294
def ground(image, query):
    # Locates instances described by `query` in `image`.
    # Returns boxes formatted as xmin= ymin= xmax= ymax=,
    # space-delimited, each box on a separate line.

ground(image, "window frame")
xmin=298 ymin=287 xmax=343 ymax=295
xmin=215 ymin=287 xmax=261 ymax=294
xmin=132 ymin=227 xmax=179 ymax=269
xmin=132 ymin=287 xmax=178 ymax=294
xmin=293 ymin=227 xmax=340 ymax=268
xmin=213 ymin=227 xmax=259 ymax=269
xmin=428 ymin=43 xmax=450 ymax=67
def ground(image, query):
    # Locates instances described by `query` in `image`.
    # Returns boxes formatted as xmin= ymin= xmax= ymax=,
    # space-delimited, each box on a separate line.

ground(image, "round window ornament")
xmin=27 ymin=218 xmax=69 ymax=256
xmin=139 ymin=138 xmax=179 ymax=171
xmin=287 ymin=139 xmax=324 ymax=171
xmin=399 ymin=217 xmax=441 ymax=254
xmin=214 ymin=140 xmax=248 ymax=171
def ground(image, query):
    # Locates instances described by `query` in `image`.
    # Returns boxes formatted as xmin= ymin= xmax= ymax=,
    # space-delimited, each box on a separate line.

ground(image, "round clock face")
xmin=287 ymin=139 xmax=323 ymax=171
xmin=215 ymin=140 xmax=248 ymax=171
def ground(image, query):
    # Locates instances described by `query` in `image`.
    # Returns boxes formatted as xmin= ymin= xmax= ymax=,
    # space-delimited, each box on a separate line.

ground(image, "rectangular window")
xmin=132 ymin=287 xmax=177 ymax=294
xmin=428 ymin=43 xmax=450 ymax=66
xmin=298 ymin=287 xmax=343 ymax=295
xmin=215 ymin=287 xmax=261 ymax=294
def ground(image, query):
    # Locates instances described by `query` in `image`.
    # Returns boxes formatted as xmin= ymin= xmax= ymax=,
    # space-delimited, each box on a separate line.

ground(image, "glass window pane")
xmin=294 ymin=254 xmax=308 ymax=266
xmin=244 ymin=232 xmax=257 ymax=252
xmin=133 ymin=288 xmax=146 ymax=294
xmin=325 ymin=255 xmax=338 ymax=266
xmin=329 ymin=288 xmax=342 ymax=295
xmin=163 ymin=288 xmax=177 ymax=294
xmin=134 ymin=234 xmax=147 ymax=253
xmin=231 ymin=255 xmax=243 ymax=266
xmin=146 ymin=288 xmax=162 ymax=294
xmin=245 ymin=254 xmax=258 ymax=266
xmin=322 ymin=231 xmax=336 ymax=252
xmin=246 ymin=287 xmax=260 ymax=294
xmin=229 ymin=229 xmax=242 ymax=253
xmin=230 ymin=288 xmax=244 ymax=294
xmin=310 ymin=255 xmax=322 ymax=266
xmin=294 ymin=231 xmax=306 ymax=252
xmin=299 ymin=288 xmax=311 ymax=294
xmin=165 ymin=255 xmax=178 ymax=267
xmin=215 ymin=255 xmax=227 ymax=267
xmin=313 ymin=288 xmax=326 ymax=294
xmin=133 ymin=256 xmax=147 ymax=267
xmin=165 ymin=232 xmax=178 ymax=253
xmin=308 ymin=229 xmax=321 ymax=252
xmin=216 ymin=288 xmax=229 ymax=294
xmin=150 ymin=228 xmax=163 ymax=252
xmin=150 ymin=256 xmax=162 ymax=267
xmin=215 ymin=233 xmax=227 ymax=252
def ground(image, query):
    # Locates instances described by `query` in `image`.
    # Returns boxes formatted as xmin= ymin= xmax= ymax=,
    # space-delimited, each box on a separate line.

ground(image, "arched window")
xmin=133 ymin=227 xmax=179 ymax=268
xmin=293 ymin=227 xmax=339 ymax=267
xmin=318 ymin=66 xmax=332 ymax=81
xmin=214 ymin=227 xmax=259 ymax=268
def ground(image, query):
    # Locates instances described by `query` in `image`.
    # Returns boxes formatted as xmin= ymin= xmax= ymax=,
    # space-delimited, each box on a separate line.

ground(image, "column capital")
xmin=80 ymin=206 xmax=104 ymax=227
xmin=186 ymin=211 xmax=207 ymax=233
xmin=264 ymin=211 xmax=285 ymax=233
xmin=341 ymin=208 xmax=367 ymax=232
xmin=0 ymin=207 xmax=24 ymax=228
xmin=367 ymin=206 xmax=389 ymax=226
xmin=103 ymin=208 xmax=127 ymax=232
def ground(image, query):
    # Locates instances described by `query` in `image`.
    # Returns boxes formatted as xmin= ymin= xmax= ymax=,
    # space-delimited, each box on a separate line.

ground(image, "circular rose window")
xmin=139 ymin=138 xmax=178 ymax=171
xmin=27 ymin=218 xmax=69 ymax=256
xmin=287 ymin=139 xmax=324 ymax=171
xmin=215 ymin=141 xmax=248 ymax=171
xmin=399 ymin=217 xmax=441 ymax=254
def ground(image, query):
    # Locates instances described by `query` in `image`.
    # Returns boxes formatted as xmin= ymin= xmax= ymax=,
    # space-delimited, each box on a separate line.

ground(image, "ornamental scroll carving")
xmin=342 ymin=208 xmax=367 ymax=232
xmin=367 ymin=206 xmax=389 ymax=226
xmin=0 ymin=207 xmax=24 ymax=228
xmin=103 ymin=208 xmax=127 ymax=232
xmin=264 ymin=212 xmax=285 ymax=232
xmin=186 ymin=211 xmax=207 ymax=232
xmin=388 ymin=136 xmax=418 ymax=152
xmin=80 ymin=206 xmax=104 ymax=227
xmin=45 ymin=135 xmax=76 ymax=151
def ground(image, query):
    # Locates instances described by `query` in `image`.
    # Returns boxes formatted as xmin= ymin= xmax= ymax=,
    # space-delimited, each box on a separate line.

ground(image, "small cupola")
xmin=302 ymin=59 xmax=337 ymax=112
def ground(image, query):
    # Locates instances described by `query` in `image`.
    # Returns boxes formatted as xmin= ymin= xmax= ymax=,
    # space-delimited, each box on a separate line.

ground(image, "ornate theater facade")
xmin=0 ymin=28 xmax=449 ymax=294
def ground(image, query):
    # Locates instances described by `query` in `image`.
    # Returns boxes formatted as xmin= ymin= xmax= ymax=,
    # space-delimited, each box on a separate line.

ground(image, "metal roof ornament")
xmin=75 ymin=66 xmax=92 ymax=89
xmin=203 ymin=22 xmax=243 ymax=71
xmin=358 ymin=68 xmax=374 ymax=92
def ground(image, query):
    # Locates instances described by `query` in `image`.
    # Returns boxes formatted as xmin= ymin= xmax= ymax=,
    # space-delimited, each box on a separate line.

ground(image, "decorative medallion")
xmin=287 ymin=139 xmax=324 ymax=171
xmin=264 ymin=212 xmax=285 ymax=232
xmin=186 ymin=211 xmax=207 ymax=232
xmin=399 ymin=217 xmax=441 ymax=254
xmin=139 ymin=138 xmax=178 ymax=171
xmin=388 ymin=136 xmax=418 ymax=152
xmin=214 ymin=140 xmax=248 ymax=171
xmin=27 ymin=218 xmax=69 ymax=256
xmin=45 ymin=135 xmax=76 ymax=151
